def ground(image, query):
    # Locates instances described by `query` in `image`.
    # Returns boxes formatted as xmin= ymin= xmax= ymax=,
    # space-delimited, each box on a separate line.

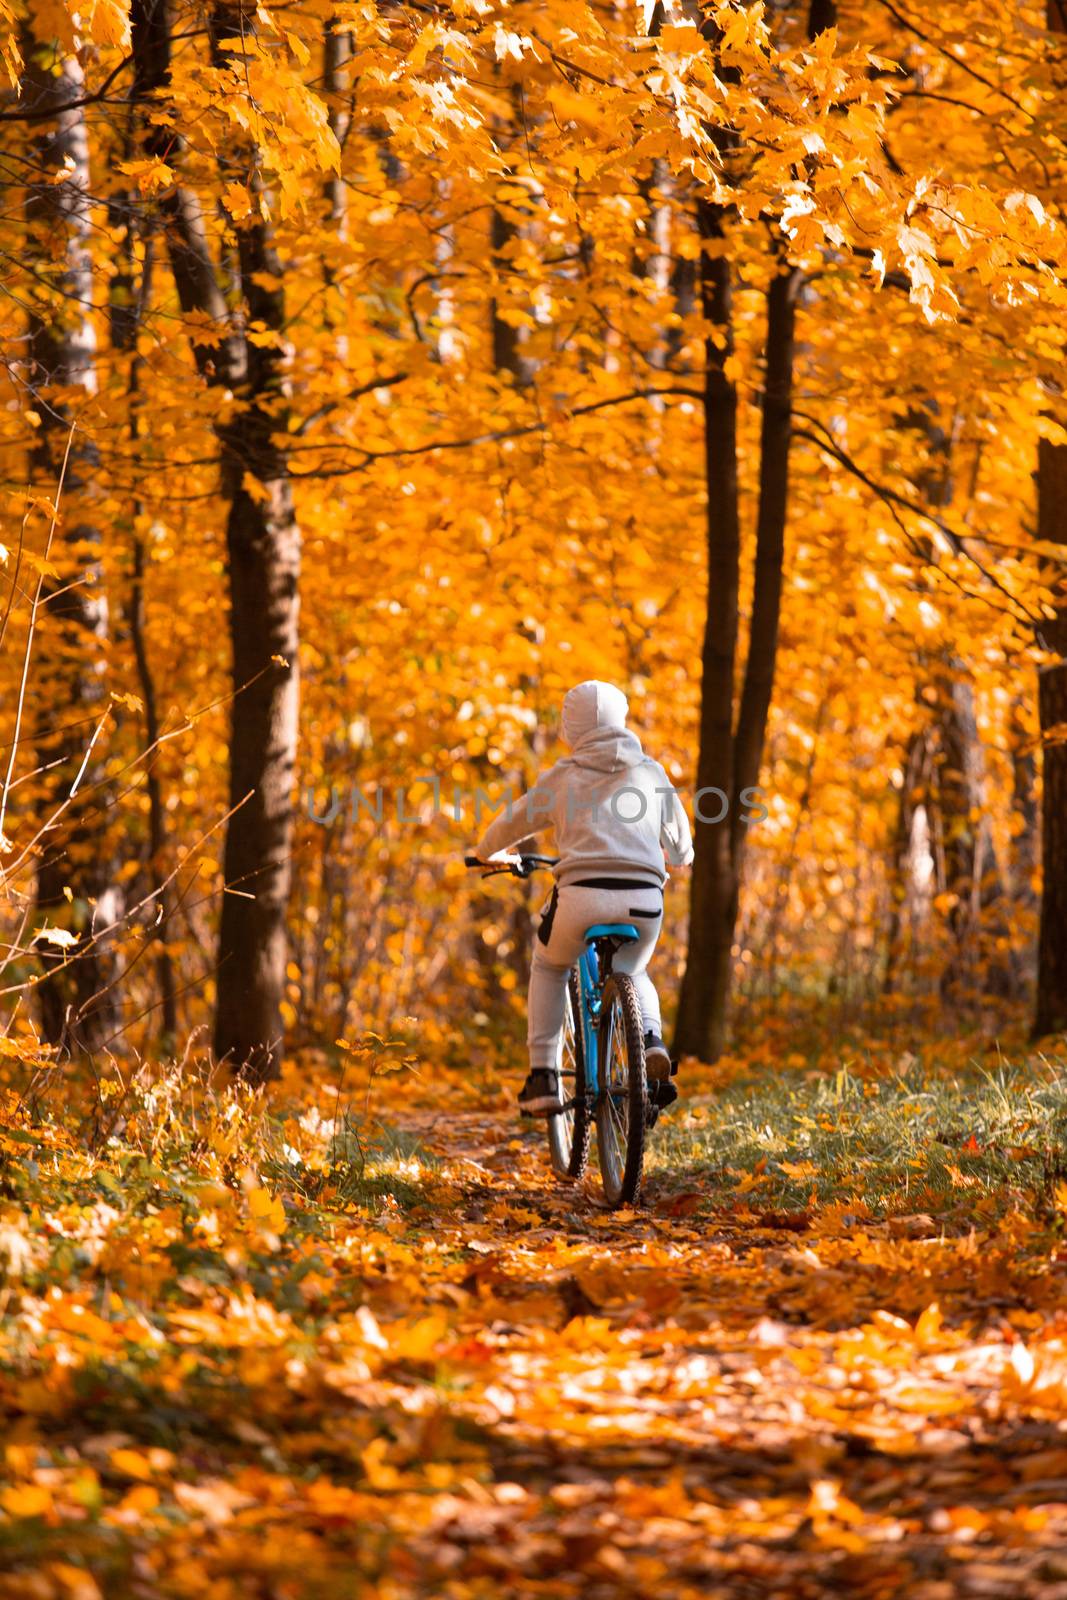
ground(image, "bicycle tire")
xmin=594 ymin=973 xmax=647 ymax=1207
xmin=547 ymin=970 xmax=591 ymax=1181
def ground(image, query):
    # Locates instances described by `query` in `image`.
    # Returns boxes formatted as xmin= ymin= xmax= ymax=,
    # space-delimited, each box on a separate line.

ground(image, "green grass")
xmin=260 ymin=1116 xmax=436 ymax=1212
xmin=649 ymin=1054 xmax=1067 ymax=1222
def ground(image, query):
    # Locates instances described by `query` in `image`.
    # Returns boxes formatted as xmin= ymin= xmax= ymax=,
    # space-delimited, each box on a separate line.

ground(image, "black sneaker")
xmin=644 ymin=1031 xmax=672 ymax=1082
xmin=518 ymin=1069 xmax=561 ymax=1114
xmin=645 ymin=1078 xmax=679 ymax=1128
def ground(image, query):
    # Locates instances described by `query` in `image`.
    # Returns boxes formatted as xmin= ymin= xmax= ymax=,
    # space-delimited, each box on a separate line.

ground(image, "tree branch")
xmin=0 ymin=54 xmax=134 ymax=120
xmin=288 ymin=386 xmax=705 ymax=478
xmin=792 ymin=421 xmax=1042 ymax=625
xmin=291 ymin=372 xmax=410 ymax=437
xmin=871 ymin=0 xmax=1033 ymax=119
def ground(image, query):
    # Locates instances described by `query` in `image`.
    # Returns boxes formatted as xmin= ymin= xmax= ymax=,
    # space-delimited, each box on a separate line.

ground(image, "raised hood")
xmin=560 ymin=680 xmax=646 ymax=772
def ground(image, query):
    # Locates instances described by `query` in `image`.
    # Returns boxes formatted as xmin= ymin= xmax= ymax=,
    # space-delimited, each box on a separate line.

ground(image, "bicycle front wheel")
xmin=594 ymin=973 xmax=647 ymax=1207
xmin=547 ymin=970 xmax=591 ymax=1181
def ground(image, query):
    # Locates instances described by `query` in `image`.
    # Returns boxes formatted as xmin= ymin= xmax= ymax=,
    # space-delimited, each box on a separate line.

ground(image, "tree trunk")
xmin=130 ymin=0 xmax=301 ymax=1080
xmin=128 ymin=519 xmax=179 ymax=1041
xmin=899 ymin=406 xmax=1016 ymax=1002
xmin=1035 ymin=434 xmax=1067 ymax=1037
xmin=1009 ymin=696 xmax=1039 ymax=953
xmin=669 ymin=2 xmax=801 ymax=1062
xmin=491 ymin=205 xmax=526 ymax=379
xmin=1034 ymin=0 xmax=1067 ymax=1038
xmin=104 ymin=36 xmax=179 ymax=1045
xmin=323 ymin=16 xmax=351 ymax=358
xmin=674 ymin=229 xmax=799 ymax=1062
xmin=883 ymin=729 xmax=935 ymax=993
xmin=111 ymin=215 xmax=179 ymax=1044
xmin=633 ymin=159 xmax=675 ymax=383
xmin=808 ymin=0 xmax=838 ymax=39
xmin=667 ymin=225 xmax=697 ymax=370
xmin=208 ymin=5 xmax=300 ymax=1082
xmin=489 ymin=89 xmax=539 ymax=966
xmin=673 ymin=198 xmax=741 ymax=1063
xmin=21 ymin=26 xmax=120 ymax=1051
xmin=490 ymin=86 xmax=533 ymax=386
xmin=732 ymin=262 xmax=801 ymax=850
xmin=213 ymin=443 xmax=300 ymax=1081
xmin=934 ymin=665 xmax=1016 ymax=1001
xmin=324 ymin=21 xmax=352 ymax=229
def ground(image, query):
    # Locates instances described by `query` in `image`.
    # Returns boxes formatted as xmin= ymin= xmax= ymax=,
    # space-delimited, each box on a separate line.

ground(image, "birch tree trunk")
xmin=21 ymin=28 xmax=120 ymax=1051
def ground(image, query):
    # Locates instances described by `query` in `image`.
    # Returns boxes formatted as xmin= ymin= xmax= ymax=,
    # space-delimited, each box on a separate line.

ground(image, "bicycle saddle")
xmin=583 ymin=923 xmax=640 ymax=943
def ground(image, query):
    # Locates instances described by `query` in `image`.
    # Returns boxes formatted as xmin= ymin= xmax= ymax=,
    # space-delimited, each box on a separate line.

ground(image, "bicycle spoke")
xmin=549 ymin=982 xmax=582 ymax=1173
xmin=598 ymin=999 xmax=630 ymax=1186
xmin=603 ymin=1108 xmax=622 ymax=1182
xmin=607 ymin=1082 xmax=626 ymax=1143
xmin=609 ymin=1081 xmax=627 ymax=1141
xmin=560 ymin=1012 xmax=578 ymax=1082
xmin=607 ymin=1009 xmax=623 ymax=1090
xmin=593 ymin=975 xmax=645 ymax=1209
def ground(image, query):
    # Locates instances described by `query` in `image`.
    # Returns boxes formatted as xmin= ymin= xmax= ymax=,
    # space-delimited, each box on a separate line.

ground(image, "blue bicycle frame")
xmin=574 ymin=922 xmax=640 ymax=1102
xmin=576 ymin=943 xmax=603 ymax=1100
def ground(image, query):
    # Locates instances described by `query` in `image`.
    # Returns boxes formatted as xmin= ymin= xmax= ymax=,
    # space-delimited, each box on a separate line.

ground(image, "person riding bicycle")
xmin=474 ymin=680 xmax=694 ymax=1114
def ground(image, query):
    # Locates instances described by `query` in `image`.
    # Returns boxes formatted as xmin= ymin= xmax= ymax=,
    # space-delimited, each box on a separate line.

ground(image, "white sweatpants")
xmin=528 ymin=883 xmax=664 ymax=1072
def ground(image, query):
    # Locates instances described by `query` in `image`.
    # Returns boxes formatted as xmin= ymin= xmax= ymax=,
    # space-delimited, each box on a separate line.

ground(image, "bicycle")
xmin=465 ymin=851 xmax=657 ymax=1207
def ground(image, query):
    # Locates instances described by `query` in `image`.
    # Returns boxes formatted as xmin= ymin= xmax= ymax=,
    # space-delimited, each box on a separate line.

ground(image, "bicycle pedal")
xmin=649 ymin=1080 xmax=679 ymax=1113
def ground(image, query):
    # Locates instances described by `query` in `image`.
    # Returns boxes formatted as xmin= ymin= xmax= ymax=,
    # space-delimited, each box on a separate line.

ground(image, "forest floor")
xmin=4 ymin=1034 xmax=1067 ymax=1597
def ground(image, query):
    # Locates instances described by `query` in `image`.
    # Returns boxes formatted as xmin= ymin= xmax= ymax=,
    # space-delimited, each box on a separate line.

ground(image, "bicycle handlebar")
xmin=464 ymin=852 xmax=558 ymax=879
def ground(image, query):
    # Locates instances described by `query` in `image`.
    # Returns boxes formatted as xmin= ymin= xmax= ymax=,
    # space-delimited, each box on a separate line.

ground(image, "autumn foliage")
xmin=2 ymin=0 xmax=1067 ymax=1592
xmin=0 ymin=0 xmax=1064 ymax=1054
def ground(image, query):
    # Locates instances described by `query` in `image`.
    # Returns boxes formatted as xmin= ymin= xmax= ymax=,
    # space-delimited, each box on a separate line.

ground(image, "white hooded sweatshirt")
xmin=477 ymin=680 xmax=694 ymax=887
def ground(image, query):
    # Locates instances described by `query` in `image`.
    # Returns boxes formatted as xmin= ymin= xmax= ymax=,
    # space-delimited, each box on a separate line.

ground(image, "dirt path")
xmin=367 ymin=1093 xmax=1067 ymax=1598
xmin=6 ymin=1063 xmax=1067 ymax=1599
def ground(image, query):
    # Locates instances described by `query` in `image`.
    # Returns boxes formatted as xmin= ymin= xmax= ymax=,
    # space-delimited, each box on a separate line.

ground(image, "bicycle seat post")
xmin=583 ymin=922 xmax=640 ymax=984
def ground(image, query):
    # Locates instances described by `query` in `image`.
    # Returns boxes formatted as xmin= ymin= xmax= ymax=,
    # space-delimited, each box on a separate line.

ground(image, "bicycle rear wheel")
xmin=594 ymin=973 xmax=647 ymax=1207
xmin=547 ymin=970 xmax=591 ymax=1180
